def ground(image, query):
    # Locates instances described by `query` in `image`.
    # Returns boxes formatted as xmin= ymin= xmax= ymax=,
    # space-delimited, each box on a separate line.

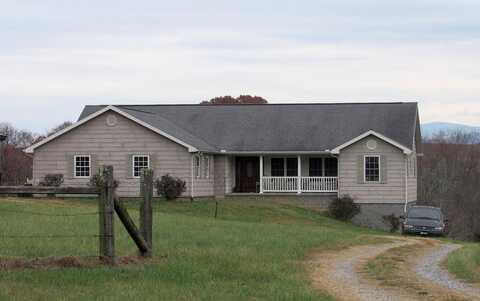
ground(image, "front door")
xmin=235 ymin=157 xmax=259 ymax=193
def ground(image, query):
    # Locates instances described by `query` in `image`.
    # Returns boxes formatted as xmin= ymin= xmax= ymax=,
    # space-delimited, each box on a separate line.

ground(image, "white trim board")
xmin=331 ymin=130 xmax=412 ymax=155
xmin=24 ymin=105 xmax=198 ymax=153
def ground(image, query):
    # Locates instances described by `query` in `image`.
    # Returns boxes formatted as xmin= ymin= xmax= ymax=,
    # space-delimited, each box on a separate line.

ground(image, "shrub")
xmin=39 ymin=174 xmax=64 ymax=187
xmin=88 ymin=170 xmax=120 ymax=190
xmin=382 ymin=214 xmax=401 ymax=233
xmin=155 ymin=174 xmax=186 ymax=200
xmin=328 ymin=195 xmax=360 ymax=221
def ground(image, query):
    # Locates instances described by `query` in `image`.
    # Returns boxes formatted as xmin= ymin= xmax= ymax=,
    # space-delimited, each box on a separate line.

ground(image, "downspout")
xmin=404 ymin=155 xmax=408 ymax=212
xmin=190 ymin=154 xmax=195 ymax=199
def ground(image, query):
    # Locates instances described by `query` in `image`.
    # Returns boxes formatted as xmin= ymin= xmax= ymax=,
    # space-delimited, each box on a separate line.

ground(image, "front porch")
xmin=233 ymin=155 xmax=339 ymax=194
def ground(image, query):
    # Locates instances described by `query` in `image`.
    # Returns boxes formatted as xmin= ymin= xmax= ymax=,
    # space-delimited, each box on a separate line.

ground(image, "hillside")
xmin=0 ymin=197 xmax=385 ymax=300
xmin=422 ymin=122 xmax=480 ymax=139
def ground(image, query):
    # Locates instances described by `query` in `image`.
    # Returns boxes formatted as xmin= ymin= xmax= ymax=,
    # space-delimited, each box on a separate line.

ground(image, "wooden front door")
xmin=235 ymin=157 xmax=260 ymax=193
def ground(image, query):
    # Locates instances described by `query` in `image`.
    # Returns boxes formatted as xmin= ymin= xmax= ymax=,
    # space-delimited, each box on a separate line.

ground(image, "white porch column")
xmin=297 ymin=155 xmax=302 ymax=194
xmin=259 ymin=155 xmax=264 ymax=194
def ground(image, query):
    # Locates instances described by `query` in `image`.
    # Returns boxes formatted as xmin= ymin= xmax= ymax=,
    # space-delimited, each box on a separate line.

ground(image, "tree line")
xmin=420 ymin=131 xmax=480 ymax=241
xmin=0 ymin=121 xmax=72 ymax=185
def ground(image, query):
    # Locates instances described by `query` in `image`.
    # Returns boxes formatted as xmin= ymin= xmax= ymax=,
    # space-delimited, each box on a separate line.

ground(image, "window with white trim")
xmin=203 ymin=156 xmax=210 ymax=178
xmin=364 ymin=156 xmax=380 ymax=182
xmin=74 ymin=155 xmax=91 ymax=178
xmin=194 ymin=156 xmax=201 ymax=178
xmin=133 ymin=155 xmax=149 ymax=178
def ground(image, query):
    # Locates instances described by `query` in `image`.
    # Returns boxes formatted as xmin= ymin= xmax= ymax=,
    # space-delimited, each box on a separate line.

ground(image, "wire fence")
xmin=0 ymin=166 xmax=153 ymax=263
xmin=0 ymin=202 xmax=102 ymax=260
xmin=0 ymin=208 xmax=99 ymax=217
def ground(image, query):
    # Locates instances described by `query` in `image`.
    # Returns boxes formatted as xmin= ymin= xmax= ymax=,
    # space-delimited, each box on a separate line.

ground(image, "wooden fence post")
xmin=99 ymin=165 xmax=115 ymax=265
xmin=0 ymin=134 xmax=6 ymax=185
xmin=140 ymin=169 xmax=153 ymax=257
xmin=114 ymin=197 xmax=150 ymax=256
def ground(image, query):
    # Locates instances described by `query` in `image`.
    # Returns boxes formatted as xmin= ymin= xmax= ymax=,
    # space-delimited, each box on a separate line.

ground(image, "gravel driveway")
xmin=416 ymin=243 xmax=480 ymax=300
xmin=309 ymin=237 xmax=480 ymax=301
xmin=309 ymin=238 xmax=416 ymax=301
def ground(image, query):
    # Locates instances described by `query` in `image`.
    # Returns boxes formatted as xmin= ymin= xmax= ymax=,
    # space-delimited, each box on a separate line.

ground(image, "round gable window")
xmin=366 ymin=139 xmax=377 ymax=150
xmin=106 ymin=114 xmax=118 ymax=127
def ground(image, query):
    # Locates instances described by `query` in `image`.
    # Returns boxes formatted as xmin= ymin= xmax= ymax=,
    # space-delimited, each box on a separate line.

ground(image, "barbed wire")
xmin=0 ymin=234 xmax=103 ymax=239
xmin=0 ymin=209 xmax=99 ymax=216
xmin=0 ymin=254 xmax=101 ymax=260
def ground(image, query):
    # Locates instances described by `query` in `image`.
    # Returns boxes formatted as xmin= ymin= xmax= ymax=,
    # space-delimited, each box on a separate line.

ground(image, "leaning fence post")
xmin=99 ymin=165 xmax=115 ymax=265
xmin=140 ymin=168 xmax=153 ymax=257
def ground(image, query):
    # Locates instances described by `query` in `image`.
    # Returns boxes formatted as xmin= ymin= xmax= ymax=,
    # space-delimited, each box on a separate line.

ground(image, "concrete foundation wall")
xmin=352 ymin=203 xmax=408 ymax=230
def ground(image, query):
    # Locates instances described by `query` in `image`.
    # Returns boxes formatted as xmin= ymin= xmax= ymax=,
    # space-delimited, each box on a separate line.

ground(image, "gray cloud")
xmin=1 ymin=0 xmax=479 ymax=131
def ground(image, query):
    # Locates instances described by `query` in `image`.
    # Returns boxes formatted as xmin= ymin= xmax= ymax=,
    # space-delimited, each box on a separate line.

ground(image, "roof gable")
xmin=25 ymin=106 xmax=204 ymax=153
xmin=331 ymin=130 xmax=412 ymax=154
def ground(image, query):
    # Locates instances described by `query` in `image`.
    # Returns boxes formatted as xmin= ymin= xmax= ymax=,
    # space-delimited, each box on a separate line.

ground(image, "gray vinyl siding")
xmin=33 ymin=111 xmax=193 ymax=197
xmin=213 ymin=155 xmax=236 ymax=197
xmin=407 ymin=160 xmax=417 ymax=201
xmin=338 ymin=136 xmax=406 ymax=204
xmin=192 ymin=154 xmax=214 ymax=197
xmin=407 ymin=140 xmax=418 ymax=202
xmin=213 ymin=156 xmax=226 ymax=197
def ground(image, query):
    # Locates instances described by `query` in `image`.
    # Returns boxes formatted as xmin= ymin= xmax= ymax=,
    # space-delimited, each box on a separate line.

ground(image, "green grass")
xmin=445 ymin=243 xmax=480 ymax=284
xmin=0 ymin=197 xmax=386 ymax=301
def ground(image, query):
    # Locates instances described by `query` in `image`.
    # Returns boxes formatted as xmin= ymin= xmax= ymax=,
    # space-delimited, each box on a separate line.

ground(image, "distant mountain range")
xmin=421 ymin=122 xmax=480 ymax=139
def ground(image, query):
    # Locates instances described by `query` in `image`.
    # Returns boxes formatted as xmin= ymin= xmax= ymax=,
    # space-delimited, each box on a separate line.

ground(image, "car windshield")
xmin=407 ymin=208 xmax=441 ymax=220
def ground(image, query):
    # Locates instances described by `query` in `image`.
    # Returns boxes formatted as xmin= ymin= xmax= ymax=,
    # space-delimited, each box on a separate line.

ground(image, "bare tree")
xmin=29 ymin=121 xmax=74 ymax=146
xmin=47 ymin=121 xmax=73 ymax=136
xmin=420 ymin=131 xmax=480 ymax=240
xmin=1 ymin=145 xmax=32 ymax=185
xmin=0 ymin=123 xmax=38 ymax=148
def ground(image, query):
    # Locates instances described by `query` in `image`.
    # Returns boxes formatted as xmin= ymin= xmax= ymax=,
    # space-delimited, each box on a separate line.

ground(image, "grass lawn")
xmin=0 ymin=197 xmax=387 ymax=301
xmin=444 ymin=243 xmax=480 ymax=284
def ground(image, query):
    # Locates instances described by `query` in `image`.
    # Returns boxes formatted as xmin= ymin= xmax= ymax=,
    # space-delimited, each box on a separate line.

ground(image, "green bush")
xmin=328 ymin=195 xmax=360 ymax=221
xmin=155 ymin=174 xmax=186 ymax=200
xmin=39 ymin=174 xmax=64 ymax=187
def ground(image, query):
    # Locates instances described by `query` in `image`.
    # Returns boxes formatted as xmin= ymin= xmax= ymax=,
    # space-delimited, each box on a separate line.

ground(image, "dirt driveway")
xmin=307 ymin=236 xmax=480 ymax=301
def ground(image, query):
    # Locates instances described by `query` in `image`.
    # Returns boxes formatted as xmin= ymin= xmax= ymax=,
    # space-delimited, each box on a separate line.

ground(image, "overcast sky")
xmin=1 ymin=0 xmax=479 ymax=133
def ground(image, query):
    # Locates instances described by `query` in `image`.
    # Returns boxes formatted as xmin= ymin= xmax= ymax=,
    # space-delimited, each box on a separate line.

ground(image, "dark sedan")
xmin=401 ymin=206 xmax=447 ymax=236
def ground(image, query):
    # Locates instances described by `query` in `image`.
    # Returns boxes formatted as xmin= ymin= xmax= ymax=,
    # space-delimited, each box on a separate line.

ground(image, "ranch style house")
xmin=25 ymin=102 xmax=421 ymax=227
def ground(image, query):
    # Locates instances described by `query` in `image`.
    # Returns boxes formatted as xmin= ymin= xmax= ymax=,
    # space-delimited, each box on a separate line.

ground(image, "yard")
xmin=0 ymin=197 xmax=385 ymax=301
xmin=445 ymin=243 xmax=480 ymax=284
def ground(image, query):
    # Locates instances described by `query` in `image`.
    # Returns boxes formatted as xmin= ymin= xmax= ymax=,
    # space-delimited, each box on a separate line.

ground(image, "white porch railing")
xmin=261 ymin=176 xmax=338 ymax=193
xmin=261 ymin=177 xmax=298 ymax=192
xmin=301 ymin=177 xmax=338 ymax=192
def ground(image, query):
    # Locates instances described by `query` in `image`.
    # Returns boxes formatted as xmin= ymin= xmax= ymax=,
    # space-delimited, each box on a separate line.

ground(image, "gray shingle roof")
xmin=79 ymin=103 xmax=418 ymax=153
